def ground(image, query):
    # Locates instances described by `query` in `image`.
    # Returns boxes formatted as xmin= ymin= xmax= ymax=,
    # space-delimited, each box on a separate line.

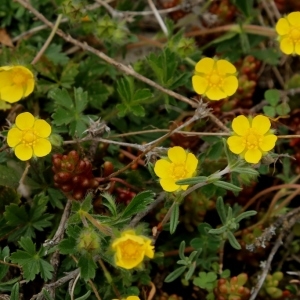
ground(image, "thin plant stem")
xmin=98 ymin=258 xmax=121 ymax=299
xmin=31 ymin=14 xmax=63 ymax=65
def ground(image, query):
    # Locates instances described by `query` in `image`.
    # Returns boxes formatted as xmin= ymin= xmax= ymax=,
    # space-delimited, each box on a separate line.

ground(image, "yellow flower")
xmin=227 ymin=115 xmax=277 ymax=164
xmin=276 ymin=12 xmax=300 ymax=55
xmin=112 ymin=230 xmax=154 ymax=269
xmin=154 ymin=146 xmax=198 ymax=192
xmin=0 ymin=66 xmax=35 ymax=103
xmin=192 ymin=57 xmax=238 ymax=101
xmin=7 ymin=112 xmax=52 ymax=161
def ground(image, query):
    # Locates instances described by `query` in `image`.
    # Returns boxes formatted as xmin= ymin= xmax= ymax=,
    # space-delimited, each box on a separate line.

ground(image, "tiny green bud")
xmin=49 ymin=134 xmax=63 ymax=147
xmin=77 ymin=227 xmax=101 ymax=254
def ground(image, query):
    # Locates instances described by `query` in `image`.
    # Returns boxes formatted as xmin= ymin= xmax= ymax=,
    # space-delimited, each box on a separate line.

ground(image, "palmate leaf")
xmin=10 ymin=237 xmax=53 ymax=281
xmin=116 ymin=77 xmax=152 ymax=117
xmin=3 ymin=193 xmax=53 ymax=241
xmin=49 ymin=87 xmax=90 ymax=137
xmin=121 ymin=191 xmax=155 ymax=219
xmin=78 ymin=255 xmax=97 ymax=281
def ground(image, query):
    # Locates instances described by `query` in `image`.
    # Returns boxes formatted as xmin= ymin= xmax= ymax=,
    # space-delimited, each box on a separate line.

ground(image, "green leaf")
xmin=213 ymin=181 xmax=242 ymax=192
xmin=0 ymin=247 xmax=9 ymax=281
xmin=101 ymin=193 xmax=118 ymax=217
xmin=122 ymin=191 xmax=154 ymax=219
xmin=60 ymin=61 xmax=79 ymax=88
xmin=193 ymin=272 xmax=217 ymax=289
xmin=48 ymin=88 xmax=73 ymax=109
xmin=276 ymin=103 xmax=290 ymax=116
xmin=58 ymin=237 xmax=77 ymax=255
xmin=250 ymin=48 xmax=280 ymax=66
xmin=116 ymin=77 xmax=152 ymax=117
xmin=179 ymin=241 xmax=186 ymax=260
xmin=216 ymin=197 xmax=226 ymax=225
xmin=0 ymin=165 xmax=20 ymax=188
xmin=74 ymin=87 xmax=88 ymax=113
xmin=185 ymin=262 xmax=196 ymax=281
xmin=227 ymin=231 xmax=241 ymax=250
xmin=78 ymin=255 xmax=97 ymax=281
xmin=232 ymin=167 xmax=259 ymax=176
xmin=263 ymin=106 xmax=276 ymax=118
xmin=10 ymin=237 xmax=53 ymax=281
xmin=176 ymin=176 xmax=207 ymax=186
xmin=131 ymin=105 xmax=145 ymax=117
xmin=235 ymin=210 xmax=257 ymax=223
xmin=208 ymin=226 xmax=227 ymax=235
xmin=45 ymin=43 xmax=69 ymax=65
xmin=75 ymin=291 xmax=92 ymax=300
xmin=264 ymin=89 xmax=280 ymax=106
xmin=147 ymin=48 xmax=178 ymax=88
xmin=164 ymin=266 xmax=186 ymax=282
xmin=42 ymin=288 xmax=55 ymax=300
xmin=232 ymin=0 xmax=253 ymax=16
xmin=10 ymin=282 xmax=19 ymax=300
xmin=170 ymin=203 xmax=179 ymax=234
xmin=81 ymin=194 xmax=93 ymax=212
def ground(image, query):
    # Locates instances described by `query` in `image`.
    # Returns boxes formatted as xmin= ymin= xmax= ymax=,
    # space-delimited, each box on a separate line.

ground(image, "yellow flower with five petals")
xmin=276 ymin=11 xmax=300 ymax=55
xmin=112 ymin=230 xmax=154 ymax=270
xmin=0 ymin=66 xmax=35 ymax=103
xmin=7 ymin=112 xmax=52 ymax=161
xmin=227 ymin=115 xmax=277 ymax=164
xmin=192 ymin=57 xmax=238 ymax=101
xmin=154 ymin=146 xmax=198 ymax=192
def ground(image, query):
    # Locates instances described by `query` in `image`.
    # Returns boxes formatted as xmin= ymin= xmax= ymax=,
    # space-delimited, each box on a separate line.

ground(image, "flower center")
xmin=171 ymin=163 xmax=186 ymax=180
xmin=22 ymin=130 xmax=36 ymax=145
xmin=120 ymin=240 xmax=142 ymax=260
xmin=290 ymin=28 xmax=300 ymax=41
xmin=210 ymin=74 xmax=220 ymax=85
xmin=13 ymin=73 xmax=26 ymax=85
xmin=242 ymin=128 xmax=263 ymax=150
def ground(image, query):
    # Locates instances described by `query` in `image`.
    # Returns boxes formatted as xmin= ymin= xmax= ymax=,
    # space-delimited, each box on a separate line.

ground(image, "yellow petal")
xmin=195 ymin=57 xmax=214 ymax=74
xmin=127 ymin=296 xmax=140 ymax=300
xmin=7 ymin=128 xmax=22 ymax=147
xmin=251 ymin=115 xmax=270 ymax=134
xmin=232 ymin=115 xmax=250 ymax=136
xmin=192 ymin=75 xmax=208 ymax=95
xmin=14 ymin=144 xmax=33 ymax=161
xmin=168 ymin=146 xmax=186 ymax=163
xmin=275 ymin=18 xmax=290 ymax=35
xmin=144 ymin=241 xmax=155 ymax=258
xmin=24 ymin=78 xmax=35 ymax=97
xmin=154 ymin=159 xmax=171 ymax=178
xmin=287 ymin=12 xmax=300 ymax=26
xmin=185 ymin=153 xmax=198 ymax=173
xmin=206 ymin=86 xmax=227 ymax=101
xmin=244 ymin=149 xmax=262 ymax=164
xmin=33 ymin=138 xmax=52 ymax=157
xmin=259 ymin=134 xmax=277 ymax=151
xmin=280 ymin=38 xmax=294 ymax=55
xmin=222 ymin=76 xmax=238 ymax=96
xmin=160 ymin=178 xmax=179 ymax=192
xmin=33 ymin=119 xmax=51 ymax=137
xmin=15 ymin=112 xmax=35 ymax=130
xmin=295 ymin=42 xmax=300 ymax=55
xmin=216 ymin=59 xmax=236 ymax=75
xmin=0 ymin=66 xmax=13 ymax=71
xmin=180 ymin=184 xmax=189 ymax=190
xmin=0 ymin=69 xmax=13 ymax=89
xmin=227 ymin=136 xmax=245 ymax=154
xmin=0 ymin=85 xmax=23 ymax=103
